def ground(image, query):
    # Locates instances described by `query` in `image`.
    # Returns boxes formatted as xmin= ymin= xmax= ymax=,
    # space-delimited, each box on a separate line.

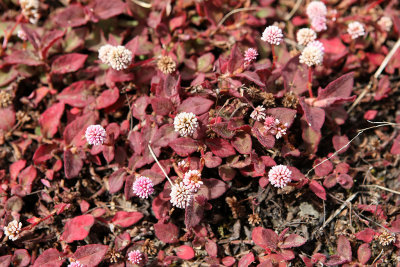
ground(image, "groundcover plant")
xmin=1 ymin=0 xmax=400 ymax=266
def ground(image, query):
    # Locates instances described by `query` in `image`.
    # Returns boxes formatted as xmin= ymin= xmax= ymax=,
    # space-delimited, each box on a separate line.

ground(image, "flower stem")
xmin=271 ymin=44 xmax=277 ymax=70
xmin=1 ymin=14 xmax=24 ymax=56
xmin=307 ymin=67 xmax=314 ymax=98
xmin=148 ymin=143 xmax=173 ymax=186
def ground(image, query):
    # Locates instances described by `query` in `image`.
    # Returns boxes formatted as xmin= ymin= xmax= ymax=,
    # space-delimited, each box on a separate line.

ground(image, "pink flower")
xmin=310 ymin=16 xmax=327 ymax=32
xmin=128 ymin=250 xmax=142 ymax=265
xmin=347 ymin=21 xmax=365 ymax=39
xmin=67 ymin=261 xmax=84 ymax=267
xmin=264 ymin=116 xmax=277 ymax=130
xmin=85 ymin=125 xmax=107 ymax=145
xmin=300 ymin=41 xmax=324 ymax=67
xmin=170 ymin=182 xmax=193 ymax=209
xmin=132 ymin=176 xmax=154 ymax=199
xmin=183 ymin=170 xmax=203 ymax=193
xmin=264 ymin=116 xmax=288 ymax=139
xmin=268 ymin=165 xmax=292 ymax=188
xmin=251 ymin=106 xmax=266 ymax=121
xmin=378 ymin=16 xmax=392 ymax=32
xmin=244 ymin=48 xmax=258 ymax=65
xmin=261 ymin=25 xmax=284 ymax=45
xmin=306 ymin=1 xmax=327 ymax=19
xmin=296 ymin=28 xmax=317 ymax=46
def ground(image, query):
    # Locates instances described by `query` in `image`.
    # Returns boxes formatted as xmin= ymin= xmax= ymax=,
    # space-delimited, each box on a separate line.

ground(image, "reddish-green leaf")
xmin=51 ymin=53 xmax=87 ymax=74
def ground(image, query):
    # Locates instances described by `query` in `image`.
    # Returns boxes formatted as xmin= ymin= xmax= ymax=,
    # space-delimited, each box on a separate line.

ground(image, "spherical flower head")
xmin=132 ymin=176 xmax=154 ymax=199
xmin=296 ymin=28 xmax=317 ymax=46
xmin=157 ymin=56 xmax=176 ymax=74
xmin=308 ymin=40 xmax=325 ymax=52
xmin=378 ymin=16 xmax=392 ymax=32
xmin=170 ymin=182 xmax=194 ymax=209
xmin=67 ymin=261 xmax=84 ymax=267
xmin=183 ymin=170 xmax=203 ymax=193
xmin=250 ymin=105 xmax=266 ymax=121
xmin=299 ymin=42 xmax=324 ymax=67
xmin=85 ymin=125 xmax=107 ymax=145
xmin=275 ymin=123 xmax=288 ymax=139
xmin=244 ymin=48 xmax=258 ymax=65
xmin=261 ymin=25 xmax=284 ymax=45
xmin=128 ymin=250 xmax=142 ymax=265
xmin=174 ymin=112 xmax=198 ymax=137
xmin=306 ymin=1 xmax=327 ymax=19
xmin=17 ymin=30 xmax=28 ymax=41
xmin=347 ymin=21 xmax=365 ymax=39
xmin=108 ymin=45 xmax=132 ymax=71
xmin=20 ymin=0 xmax=40 ymax=24
xmin=310 ymin=16 xmax=327 ymax=32
xmin=268 ymin=165 xmax=292 ymax=188
xmin=264 ymin=116 xmax=277 ymax=130
xmin=98 ymin=44 xmax=114 ymax=64
xmin=4 ymin=220 xmax=22 ymax=241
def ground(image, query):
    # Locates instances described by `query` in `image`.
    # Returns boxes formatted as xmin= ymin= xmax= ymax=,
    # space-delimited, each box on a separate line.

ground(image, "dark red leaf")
xmin=232 ymin=132 xmax=252 ymax=154
xmin=39 ymin=102 xmax=64 ymax=138
xmin=332 ymin=135 xmax=350 ymax=154
xmin=54 ymin=4 xmax=88 ymax=27
xmin=111 ymin=211 xmax=143 ymax=227
xmin=32 ymin=248 xmax=64 ymax=267
xmin=391 ymin=134 xmax=400 ymax=155
xmin=18 ymin=165 xmax=37 ymax=196
xmin=314 ymin=158 xmax=333 ymax=177
xmin=9 ymin=160 xmax=26 ymax=181
xmin=282 ymin=55 xmax=308 ymax=95
xmin=218 ymin=165 xmax=236 ymax=181
xmin=198 ymin=178 xmax=229 ymax=200
xmin=89 ymin=0 xmax=126 ymax=20
xmin=175 ymin=245 xmax=195 ymax=260
xmin=73 ymin=244 xmax=108 ymax=267
xmin=152 ymin=124 xmax=179 ymax=148
xmin=57 ymin=81 xmax=96 ymax=108
xmin=337 ymin=235 xmax=352 ymax=262
xmin=355 ymin=228 xmax=376 ymax=243
xmin=108 ymin=169 xmax=126 ymax=194
xmin=279 ymin=234 xmax=307 ymax=249
xmin=317 ymin=72 xmax=354 ymax=99
xmin=63 ymin=112 xmax=98 ymax=146
xmin=0 ymin=255 xmax=11 ymax=267
xmin=61 ymin=214 xmax=95 ymax=243
xmin=33 ymin=144 xmax=57 ymax=165
xmin=299 ymin=97 xmax=325 ymax=131
xmin=12 ymin=249 xmax=30 ymax=267
xmin=0 ymin=107 xmax=16 ymax=131
xmin=177 ymin=96 xmax=214 ymax=115
xmin=203 ymin=152 xmax=222 ymax=168
xmin=96 ymin=88 xmax=119 ymax=109
xmin=169 ymin=137 xmax=199 ymax=156
xmin=337 ymin=173 xmax=353 ymax=189
xmin=309 ymin=180 xmax=326 ymax=200
xmin=40 ymin=30 xmax=65 ymax=59
xmin=252 ymin=227 xmax=279 ymax=250
xmin=210 ymin=122 xmax=235 ymax=139
xmin=154 ymin=222 xmax=179 ymax=243
xmin=51 ymin=53 xmax=87 ymax=74
xmin=151 ymin=97 xmax=174 ymax=116
xmin=205 ymin=239 xmax=218 ymax=257
xmin=206 ymin=138 xmax=236 ymax=158
xmin=222 ymin=256 xmax=236 ymax=266
xmin=64 ymin=149 xmax=83 ymax=179
xmin=4 ymin=50 xmax=43 ymax=66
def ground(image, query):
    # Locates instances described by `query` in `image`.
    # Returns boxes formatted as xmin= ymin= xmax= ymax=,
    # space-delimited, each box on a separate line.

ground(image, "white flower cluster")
xmin=98 ymin=44 xmax=132 ymax=71
xmin=299 ymin=41 xmax=325 ymax=67
xmin=170 ymin=182 xmax=194 ymax=209
xmin=20 ymin=0 xmax=40 ymax=24
xmin=250 ymin=106 xmax=266 ymax=121
xmin=296 ymin=28 xmax=317 ymax=46
xmin=183 ymin=170 xmax=203 ymax=193
xmin=4 ymin=220 xmax=22 ymax=241
xmin=347 ymin=21 xmax=365 ymax=39
xmin=174 ymin=112 xmax=198 ymax=137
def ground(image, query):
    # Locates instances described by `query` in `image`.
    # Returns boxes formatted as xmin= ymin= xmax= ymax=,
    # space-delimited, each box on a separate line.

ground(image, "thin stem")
xmin=148 ymin=143 xmax=173 ymax=186
xmin=1 ymin=14 xmax=24 ymax=56
xmin=307 ymin=67 xmax=313 ymax=98
xmin=271 ymin=44 xmax=276 ymax=70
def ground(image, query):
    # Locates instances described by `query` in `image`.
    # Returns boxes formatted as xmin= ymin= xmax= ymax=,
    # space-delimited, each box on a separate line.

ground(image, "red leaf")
xmin=314 ymin=158 xmax=333 ymax=177
xmin=32 ymin=248 xmax=64 ymax=267
xmin=338 ymin=235 xmax=352 ymax=262
xmin=319 ymin=38 xmax=348 ymax=65
xmin=391 ymin=134 xmax=400 ymax=155
xmin=375 ymin=75 xmax=391 ymax=100
xmin=169 ymin=137 xmax=199 ymax=156
xmin=111 ymin=211 xmax=143 ymax=227
xmin=57 ymin=81 xmax=96 ymax=108
xmin=198 ymin=178 xmax=229 ymax=200
xmin=51 ymin=53 xmax=87 ymax=74
xmin=18 ymin=165 xmax=37 ymax=195
xmin=40 ymin=30 xmax=65 ymax=60
xmin=39 ymin=102 xmax=64 ymax=138
xmin=238 ymin=252 xmax=254 ymax=267
xmin=299 ymin=97 xmax=325 ymax=131
xmin=204 ymin=152 xmax=222 ymax=168
xmin=236 ymin=71 xmax=264 ymax=87
xmin=95 ymin=88 xmax=119 ymax=109
xmin=9 ymin=160 xmax=26 ymax=181
xmin=89 ymin=0 xmax=126 ymax=20
xmin=0 ymin=106 xmax=16 ymax=131
xmin=252 ymin=127 xmax=275 ymax=149
xmin=33 ymin=144 xmax=57 ymax=165
xmin=177 ymin=96 xmax=214 ymax=115
xmin=4 ymin=50 xmax=43 ymax=66
xmin=355 ymin=228 xmax=376 ymax=243
xmin=205 ymin=239 xmax=218 ymax=257
xmin=63 ymin=149 xmax=83 ymax=179
xmin=63 ymin=112 xmax=98 ymax=146
xmin=337 ymin=173 xmax=354 ymax=189
xmin=206 ymin=138 xmax=236 ymax=158
xmin=282 ymin=55 xmax=308 ymax=95
xmin=317 ymin=72 xmax=354 ymax=100
xmin=309 ymin=180 xmax=326 ymax=200
xmin=252 ymin=227 xmax=279 ymax=250
xmin=357 ymin=204 xmax=387 ymax=220
xmin=279 ymin=234 xmax=307 ymax=249
xmin=73 ymin=244 xmax=108 ymax=267
xmin=151 ymin=97 xmax=174 ymax=116
xmin=197 ymin=53 xmax=215 ymax=73
xmin=132 ymin=96 xmax=150 ymax=120
xmin=108 ymin=169 xmax=126 ymax=194
xmin=61 ymin=214 xmax=95 ymax=243
xmin=0 ymin=255 xmax=11 ymax=267
xmin=54 ymin=4 xmax=88 ymax=27
xmin=210 ymin=122 xmax=235 ymax=139
xmin=222 ymin=256 xmax=236 ymax=266
xmin=232 ymin=132 xmax=252 ymax=154
xmin=152 ymin=124 xmax=179 ymax=148
xmin=175 ymin=245 xmax=195 ymax=260
xmin=332 ymin=135 xmax=350 ymax=154
xmin=12 ymin=249 xmax=30 ymax=267
xmin=154 ymin=222 xmax=179 ymax=243
xmin=218 ymin=165 xmax=236 ymax=181
xmin=169 ymin=13 xmax=187 ymax=31
xmin=357 ymin=243 xmax=371 ymax=265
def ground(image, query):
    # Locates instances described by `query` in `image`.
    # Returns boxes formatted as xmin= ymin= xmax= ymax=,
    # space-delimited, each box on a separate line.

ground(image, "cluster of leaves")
xmin=1 ymin=0 xmax=400 ymax=266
